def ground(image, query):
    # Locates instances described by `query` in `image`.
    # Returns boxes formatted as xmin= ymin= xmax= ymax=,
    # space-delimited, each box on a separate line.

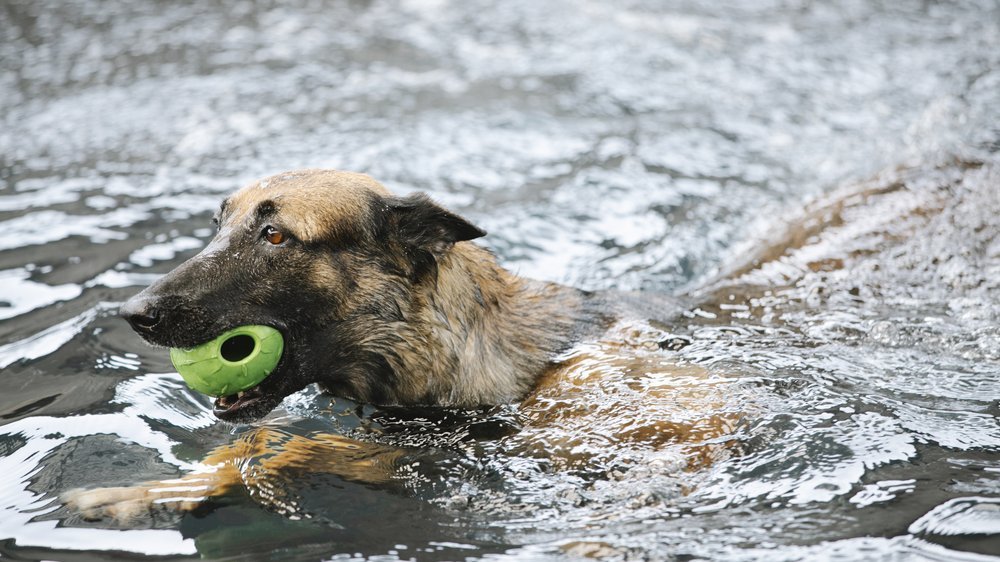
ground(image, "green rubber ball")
xmin=169 ymin=325 xmax=284 ymax=397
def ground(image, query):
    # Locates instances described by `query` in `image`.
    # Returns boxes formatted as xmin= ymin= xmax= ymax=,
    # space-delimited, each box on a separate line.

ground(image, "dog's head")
xmin=121 ymin=169 xmax=485 ymax=422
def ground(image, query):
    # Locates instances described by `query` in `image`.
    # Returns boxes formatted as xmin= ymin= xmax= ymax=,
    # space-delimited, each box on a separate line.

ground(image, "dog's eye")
xmin=263 ymin=226 xmax=285 ymax=245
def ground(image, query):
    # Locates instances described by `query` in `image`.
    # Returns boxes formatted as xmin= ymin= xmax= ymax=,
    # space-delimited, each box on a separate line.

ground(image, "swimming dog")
xmin=67 ymin=169 xmax=743 ymax=521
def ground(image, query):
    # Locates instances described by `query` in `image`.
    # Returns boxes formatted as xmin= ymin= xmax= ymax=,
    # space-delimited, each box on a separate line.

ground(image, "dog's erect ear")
xmin=387 ymin=193 xmax=486 ymax=254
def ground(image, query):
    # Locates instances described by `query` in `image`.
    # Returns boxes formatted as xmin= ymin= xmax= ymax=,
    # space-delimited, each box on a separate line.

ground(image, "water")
xmin=2 ymin=0 xmax=999 ymax=559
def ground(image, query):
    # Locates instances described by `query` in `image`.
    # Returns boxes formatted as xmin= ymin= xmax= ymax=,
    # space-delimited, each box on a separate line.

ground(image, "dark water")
xmin=2 ymin=0 xmax=999 ymax=560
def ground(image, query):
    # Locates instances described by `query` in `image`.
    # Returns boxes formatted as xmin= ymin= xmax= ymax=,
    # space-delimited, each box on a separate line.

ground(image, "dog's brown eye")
xmin=263 ymin=226 xmax=285 ymax=245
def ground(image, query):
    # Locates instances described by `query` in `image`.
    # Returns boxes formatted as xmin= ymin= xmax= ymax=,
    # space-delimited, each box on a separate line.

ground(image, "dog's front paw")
xmin=63 ymin=485 xmax=157 ymax=523
xmin=63 ymin=480 xmax=208 ymax=523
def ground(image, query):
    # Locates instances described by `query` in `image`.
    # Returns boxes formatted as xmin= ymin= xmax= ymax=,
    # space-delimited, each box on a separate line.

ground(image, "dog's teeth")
xmin=237 ymin=391 xmax=246 ymax=399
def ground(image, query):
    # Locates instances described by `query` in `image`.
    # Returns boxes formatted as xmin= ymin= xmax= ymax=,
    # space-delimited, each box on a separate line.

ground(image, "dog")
xmin=66 ymin=169 xmax=746 ymax=521
xmin=69 ymin=158 xmax=995 ymax=521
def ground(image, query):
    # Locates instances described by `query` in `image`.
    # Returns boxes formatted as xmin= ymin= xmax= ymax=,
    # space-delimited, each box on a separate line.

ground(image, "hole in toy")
xmin=221 ymin=334 xmax=256 ymax=362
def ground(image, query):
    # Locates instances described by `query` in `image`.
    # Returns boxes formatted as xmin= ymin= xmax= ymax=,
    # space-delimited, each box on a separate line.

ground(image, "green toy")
xmin=169 ymin=325 xmax=284 ymax=397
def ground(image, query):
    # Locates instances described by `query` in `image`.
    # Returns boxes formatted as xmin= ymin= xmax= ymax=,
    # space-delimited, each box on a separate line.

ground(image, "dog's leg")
xmin=64 ymin=471 xmax=236 ymax=523
xmin=64 ymin=427 xmax=405 ymax=523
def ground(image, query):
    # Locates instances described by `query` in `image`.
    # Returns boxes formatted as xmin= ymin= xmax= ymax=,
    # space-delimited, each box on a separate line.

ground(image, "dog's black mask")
xmin=120 ymin=171 xmax=484 ymax=422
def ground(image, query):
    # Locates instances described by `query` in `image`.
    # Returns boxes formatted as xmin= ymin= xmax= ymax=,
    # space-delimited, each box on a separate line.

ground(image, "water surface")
xmin=1 ymin=0 xmax=999 ymax=559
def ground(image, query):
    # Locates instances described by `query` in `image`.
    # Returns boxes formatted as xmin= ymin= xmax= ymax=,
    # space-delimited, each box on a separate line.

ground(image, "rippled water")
xmin=2 ymin=0 xmax=999 ymax=560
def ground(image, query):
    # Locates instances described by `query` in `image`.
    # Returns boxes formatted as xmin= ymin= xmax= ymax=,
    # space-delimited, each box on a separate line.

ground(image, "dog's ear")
xmin=387 ymin=193 xmax=486 ymax=254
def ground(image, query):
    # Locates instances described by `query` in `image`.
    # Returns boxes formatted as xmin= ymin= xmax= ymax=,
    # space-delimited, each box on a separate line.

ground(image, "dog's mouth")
xmin=211 ymin=371 xmax=286 ymax=422
xmin=207 ymin=329 xmax=291 ymax=422
xmin=214 ymin=385 xmax=266 ymax=417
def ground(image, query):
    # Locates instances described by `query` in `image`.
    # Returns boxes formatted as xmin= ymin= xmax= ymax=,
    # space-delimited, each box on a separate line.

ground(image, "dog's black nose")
xmin=120 ymin=295 xmax=162 ymax=333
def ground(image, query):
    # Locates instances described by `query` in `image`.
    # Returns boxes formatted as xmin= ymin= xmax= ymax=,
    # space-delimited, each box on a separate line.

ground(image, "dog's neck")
xmin=385 ymin=242 xmax=604 ymax=407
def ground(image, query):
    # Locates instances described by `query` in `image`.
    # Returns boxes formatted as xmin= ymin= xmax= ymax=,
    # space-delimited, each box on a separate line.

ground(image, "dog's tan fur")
xmin=224 ymin=170 xmax=391 ymax=244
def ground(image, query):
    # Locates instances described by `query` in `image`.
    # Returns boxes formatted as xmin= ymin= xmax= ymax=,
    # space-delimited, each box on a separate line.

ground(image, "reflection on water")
xmin=2 ymin=0 xmax=999 ymax=559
